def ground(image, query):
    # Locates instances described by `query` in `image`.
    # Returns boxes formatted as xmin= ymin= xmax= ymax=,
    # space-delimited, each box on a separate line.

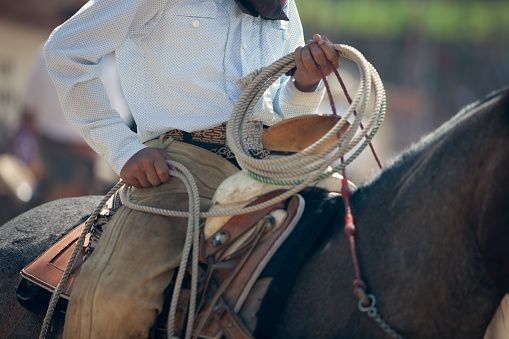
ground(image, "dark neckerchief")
xmin=234 ymin=0 xmax=289 ymax=21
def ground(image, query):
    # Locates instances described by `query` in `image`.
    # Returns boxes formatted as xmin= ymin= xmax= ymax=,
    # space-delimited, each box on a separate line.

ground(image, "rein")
xmin=341 ymin=173 xmax=404 ymax=339
xmin=320 ymin=64 xmax=404 ymax=339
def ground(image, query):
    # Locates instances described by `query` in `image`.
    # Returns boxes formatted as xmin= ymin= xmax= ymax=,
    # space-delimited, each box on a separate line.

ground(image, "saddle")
xmin=17 ymin=188 xmax=309 ymax=338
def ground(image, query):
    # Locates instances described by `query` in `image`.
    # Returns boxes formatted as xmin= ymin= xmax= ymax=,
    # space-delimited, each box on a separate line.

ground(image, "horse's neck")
xmin=362 ymin=89 xmax=509 ymax=235
xmin=331 ymin=89 xmax=509 ymax=337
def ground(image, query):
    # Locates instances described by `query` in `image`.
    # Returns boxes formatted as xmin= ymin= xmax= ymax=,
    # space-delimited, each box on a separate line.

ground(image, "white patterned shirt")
xmin=44 ymin=0 xmax=325 ymax=175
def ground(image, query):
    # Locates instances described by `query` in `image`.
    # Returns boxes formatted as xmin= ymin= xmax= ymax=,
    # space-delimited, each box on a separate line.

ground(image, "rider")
xmin=44 ymin=0 xmax=340 ymax=336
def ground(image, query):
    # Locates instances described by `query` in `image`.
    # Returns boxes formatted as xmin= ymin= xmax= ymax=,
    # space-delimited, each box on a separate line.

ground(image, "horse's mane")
xmin=358 ymin=86 xmax=509 ymax=190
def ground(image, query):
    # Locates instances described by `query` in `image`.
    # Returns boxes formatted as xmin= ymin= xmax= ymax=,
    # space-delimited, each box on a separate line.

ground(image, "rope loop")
xmin=228 ymin=44 xmax=386 ymax=188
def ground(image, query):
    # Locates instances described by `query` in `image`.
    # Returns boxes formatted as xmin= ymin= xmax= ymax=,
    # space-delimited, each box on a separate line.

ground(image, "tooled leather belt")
xmin=162 ymin=123 xmax=270 ymax=168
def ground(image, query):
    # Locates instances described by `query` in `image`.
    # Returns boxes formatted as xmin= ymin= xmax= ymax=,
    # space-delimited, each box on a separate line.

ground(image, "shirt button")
xmin=242 ymin=43 xmax=247 ymax=50
xmin=191 ymin=20 xmax=200 ymax=28
xmin=283 ymin=31 xmax=291 ymax=40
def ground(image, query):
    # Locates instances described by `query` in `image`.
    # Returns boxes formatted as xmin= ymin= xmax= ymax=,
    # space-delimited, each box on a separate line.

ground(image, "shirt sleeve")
xmin=44 ymin=0 xmax=168 ymax=175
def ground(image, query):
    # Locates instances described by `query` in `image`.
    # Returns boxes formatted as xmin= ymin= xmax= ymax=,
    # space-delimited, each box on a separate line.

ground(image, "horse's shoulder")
xmin=0 ymin=195 xmax=102 ymax=268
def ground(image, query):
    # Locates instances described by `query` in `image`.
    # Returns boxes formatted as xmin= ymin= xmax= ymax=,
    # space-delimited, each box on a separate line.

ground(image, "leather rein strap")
xmin=320 ymin=62 xmax=405 ymax=339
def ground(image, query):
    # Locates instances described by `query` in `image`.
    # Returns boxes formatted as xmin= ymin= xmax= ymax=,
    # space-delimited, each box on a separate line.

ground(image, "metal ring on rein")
xmin=358 ymin=294 xmax=377 ymax=315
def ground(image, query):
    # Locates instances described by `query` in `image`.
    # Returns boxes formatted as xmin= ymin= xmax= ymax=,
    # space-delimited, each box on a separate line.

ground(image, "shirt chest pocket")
xmin=163 ymin=2 xmax=227 ymax=50
xmin=158 ymin=2 xmax=228 ymax=80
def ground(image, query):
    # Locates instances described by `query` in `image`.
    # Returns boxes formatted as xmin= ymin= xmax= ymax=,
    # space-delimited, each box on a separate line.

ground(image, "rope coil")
xmin=120 ymin=44 xmax=386 ymax=220
xmin=228 ymin=44 xmax=386 ymax=187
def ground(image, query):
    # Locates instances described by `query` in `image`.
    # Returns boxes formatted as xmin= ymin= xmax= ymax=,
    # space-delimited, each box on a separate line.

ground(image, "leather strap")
xmin=217 ymin=303 xmax=254 ymax=339
xmin=194 ymin=191 xmax=303 ymax=338
xmin=20 ymin=222 xmax=87 ymax=298
xmin=193 ymin=297 xmax=254 ymax=339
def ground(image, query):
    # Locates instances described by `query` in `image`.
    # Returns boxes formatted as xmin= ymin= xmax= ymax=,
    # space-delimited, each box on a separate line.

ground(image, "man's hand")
xmin=120 ymin=148 xmax=171 ymax=188
xmin=293 ymin=34 xmax=340 ymax=92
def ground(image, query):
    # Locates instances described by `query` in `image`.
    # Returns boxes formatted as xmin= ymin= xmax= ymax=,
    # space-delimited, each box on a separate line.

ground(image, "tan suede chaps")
xmin=63 ymin=139 xmax=239 ymax=339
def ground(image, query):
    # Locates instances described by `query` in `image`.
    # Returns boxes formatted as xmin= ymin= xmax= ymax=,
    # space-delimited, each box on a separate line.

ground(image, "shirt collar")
xmin=234 ymin=0 xmax=289 ymax=21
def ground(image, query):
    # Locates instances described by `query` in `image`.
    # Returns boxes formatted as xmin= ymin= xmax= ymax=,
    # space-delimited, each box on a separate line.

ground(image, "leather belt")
xmin=164 ymin=123 xmax=227 ymax=146
xmin=162 ymin=124 xmax=240 ymax=167
xmin=162 ymin=123 xmax=271 ymax=168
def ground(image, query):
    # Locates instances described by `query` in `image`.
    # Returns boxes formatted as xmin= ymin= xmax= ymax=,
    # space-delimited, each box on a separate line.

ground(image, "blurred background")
xmin=0 ymin=0 xmax=508 ymax=224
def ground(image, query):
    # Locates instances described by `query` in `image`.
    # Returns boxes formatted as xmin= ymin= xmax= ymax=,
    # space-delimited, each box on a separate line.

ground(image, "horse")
xmin=0 ymin=86 xmax=508 ymax=338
